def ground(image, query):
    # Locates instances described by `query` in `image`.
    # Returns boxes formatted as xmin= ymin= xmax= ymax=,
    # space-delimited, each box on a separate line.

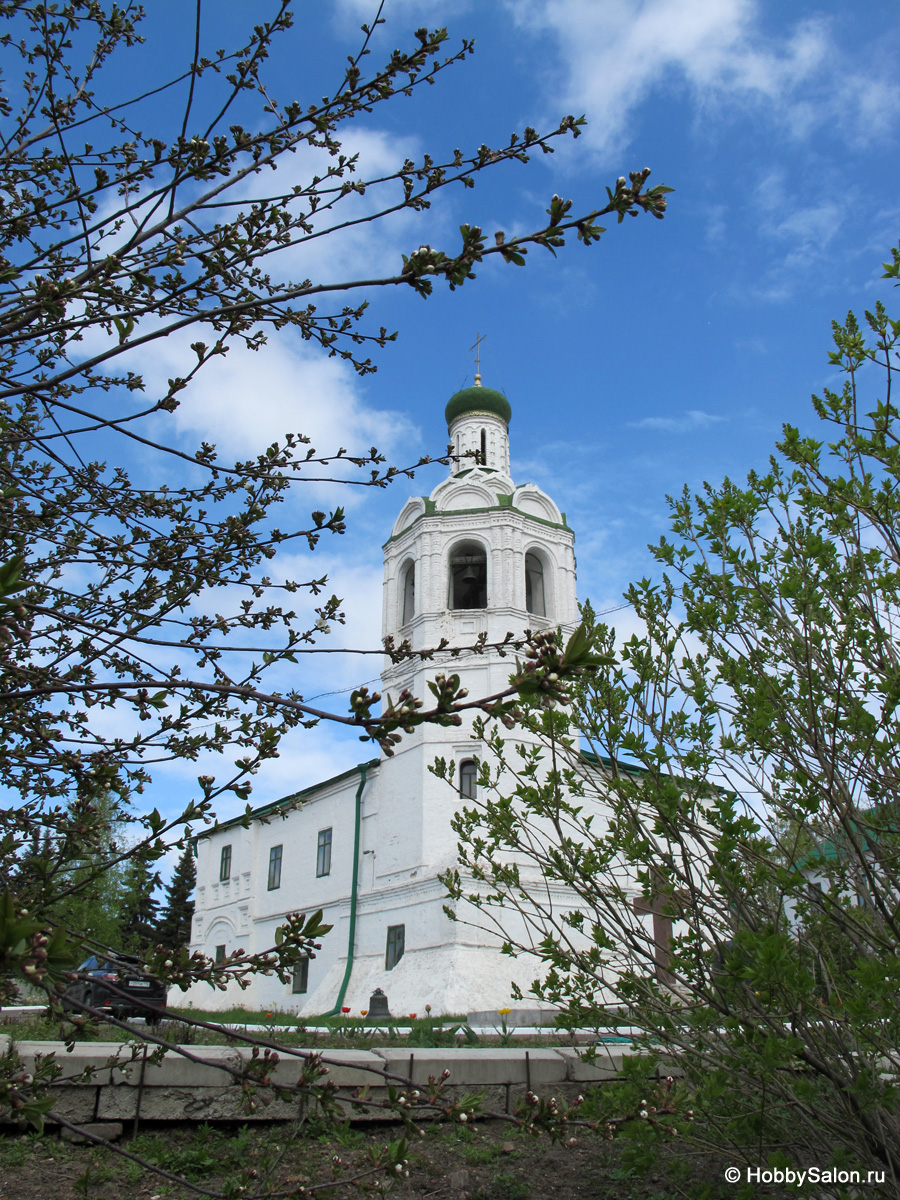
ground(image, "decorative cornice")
xmin=383 ymin=503 xmax=572 ymax=548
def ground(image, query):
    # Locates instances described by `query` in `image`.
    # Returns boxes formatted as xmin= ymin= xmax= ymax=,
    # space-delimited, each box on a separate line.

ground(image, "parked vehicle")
xmin=63 ymin=953 xmax=167 ymax=1024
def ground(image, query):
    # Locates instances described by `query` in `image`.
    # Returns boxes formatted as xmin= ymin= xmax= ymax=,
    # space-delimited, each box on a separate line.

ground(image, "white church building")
xmin=187 ymin=378 xmax=601 ymax=1017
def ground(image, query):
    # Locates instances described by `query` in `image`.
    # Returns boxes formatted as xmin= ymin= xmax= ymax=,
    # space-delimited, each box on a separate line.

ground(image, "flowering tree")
xmin=441 ymin=246 xmax=900 ymax=1189
xmin=0 ymin=1 xmax=668 ymax=1179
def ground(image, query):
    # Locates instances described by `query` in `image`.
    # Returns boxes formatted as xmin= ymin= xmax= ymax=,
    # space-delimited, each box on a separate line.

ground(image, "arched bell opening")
xmin=525 ymin=549 xmax=551 ymax=618
xmin=400 ymin=559 xmax=416 ymax=625
xmin=448 ymin=539 xmax=488 ymax=610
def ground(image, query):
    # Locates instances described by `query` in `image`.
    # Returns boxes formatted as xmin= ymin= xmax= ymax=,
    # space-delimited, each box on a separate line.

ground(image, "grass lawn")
xmin=0 ymin=1010 xmax=589 ymax=1050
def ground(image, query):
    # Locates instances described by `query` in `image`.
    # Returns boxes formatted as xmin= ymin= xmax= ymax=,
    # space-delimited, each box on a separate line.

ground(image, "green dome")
xmin=445 ymin=385 xmax=511 ymax=428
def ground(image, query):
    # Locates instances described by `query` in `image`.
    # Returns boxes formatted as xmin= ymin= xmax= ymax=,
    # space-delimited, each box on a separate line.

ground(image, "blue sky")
xmin=106 ymin=0 xmax=900 ymax=821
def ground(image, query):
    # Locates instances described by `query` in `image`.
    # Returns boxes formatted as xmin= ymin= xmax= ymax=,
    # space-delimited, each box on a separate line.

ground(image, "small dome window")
xmin=401 ymin=561 xmax=415 ymax=624
xmin=525 ymin=552 xmax=546 ymax=617
xmin=480 ymin=428 xmax=487 ymax=466
xmin=449 ymin=541 xmax=487 ymax=610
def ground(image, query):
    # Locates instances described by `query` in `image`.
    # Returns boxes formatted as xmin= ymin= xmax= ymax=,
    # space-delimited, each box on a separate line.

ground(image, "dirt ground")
xmin=0 ymin=1117 xmax=784 ymax=1200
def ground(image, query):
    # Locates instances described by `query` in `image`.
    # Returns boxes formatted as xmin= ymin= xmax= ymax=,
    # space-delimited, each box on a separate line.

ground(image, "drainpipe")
xmin=318 ymin=762 xmax=367 ymax=1018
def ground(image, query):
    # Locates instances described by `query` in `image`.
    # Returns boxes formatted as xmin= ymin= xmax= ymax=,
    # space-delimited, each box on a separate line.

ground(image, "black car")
xmin=63 ymin=953 xmax=167 ymax=1024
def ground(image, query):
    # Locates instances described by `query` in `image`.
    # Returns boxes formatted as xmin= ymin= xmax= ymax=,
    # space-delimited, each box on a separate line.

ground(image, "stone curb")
xmin=1 ymin=1036 xmax=676 ymax=1124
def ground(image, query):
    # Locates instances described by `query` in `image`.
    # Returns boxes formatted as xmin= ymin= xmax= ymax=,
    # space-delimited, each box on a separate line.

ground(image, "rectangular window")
xmin=219 ymin=844 xmax=232 ymax=882
xmin=268 ymin=844 xmax=283 ymax=891
xmin=215 ymin=944 xmax=226 ymax=964
xmin=385 ymin=924 xmax=405 ymax=971
xmin=291 ymin=958 xmax=309 ymax=995
xmin=316 ymin=828 xmax=332 ymax=878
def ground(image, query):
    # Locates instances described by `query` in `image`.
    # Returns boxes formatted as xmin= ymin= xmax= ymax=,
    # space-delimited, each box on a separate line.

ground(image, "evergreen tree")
xmin=157 ymin=848 xmax=196 ymax=954
xmin=119 ymin=852 xmax=162 ymax=955
xmin=45 ymin=770 xmax=129 ymax=953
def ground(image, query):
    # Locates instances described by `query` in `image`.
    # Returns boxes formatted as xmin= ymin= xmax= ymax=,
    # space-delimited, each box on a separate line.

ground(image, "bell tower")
xmin=359 ymin=379 xmax=579 ymax=1012
xmin=382 ymin=379 xmax=577 ymax=700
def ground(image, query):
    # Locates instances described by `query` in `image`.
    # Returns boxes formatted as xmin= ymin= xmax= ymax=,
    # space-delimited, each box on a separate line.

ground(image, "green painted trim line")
xmin=197 ymin=759 xmax=379 ymax=840
xmin=318 ymin=762 xmax=368 ymax=1019
xmin=579 ymin=748 xmax=647 ymax=777
xmin=383 ymin=502 xmax=571 ymax=546
xmin=579 ymin=748 xmax=733 ymax=798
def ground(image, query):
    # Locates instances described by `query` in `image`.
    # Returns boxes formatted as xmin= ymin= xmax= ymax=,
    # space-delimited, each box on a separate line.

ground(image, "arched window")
xmin=449 ymin=541 xmax=487 ymax=609
xmin=480 ymin=428 xmax=487 ymax=466
xmin=401 ymin=561 xmax=415 ymax=624
xmin=525 ymin=552 xmax=546 ymax=616
xmin=459 ymin=759 xmax=477 ymax=799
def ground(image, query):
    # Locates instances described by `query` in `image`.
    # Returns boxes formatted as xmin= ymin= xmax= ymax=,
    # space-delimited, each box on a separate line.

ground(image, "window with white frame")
xmin=317 ymin=828 xmax=332 ymax=877
xmin=449 ymin=541 xmax=487 ymax=610
xmin=459 ymin=759 xmax=478 ymax=800
xmin=385 ymin=924 xmax=405 ymax=970
xmin=292 ymin=958 xmax=309 ymax=994
xmin=268 ymin=844 xmax=283 ymax=890
xmin=219 ymin=844 xmax=232 ymax=882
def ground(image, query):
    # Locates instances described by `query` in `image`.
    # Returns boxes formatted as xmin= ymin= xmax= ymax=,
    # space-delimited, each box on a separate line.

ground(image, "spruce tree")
xmin=119 ymin=853 xmax=162 ymax=955
xmin=157 ymin=848 xmax=196 ymax=954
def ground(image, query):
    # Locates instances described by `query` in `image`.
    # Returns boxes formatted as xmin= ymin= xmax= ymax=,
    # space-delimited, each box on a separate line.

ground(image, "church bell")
xmin=368 ymin=987 xmax=391 ymax=1018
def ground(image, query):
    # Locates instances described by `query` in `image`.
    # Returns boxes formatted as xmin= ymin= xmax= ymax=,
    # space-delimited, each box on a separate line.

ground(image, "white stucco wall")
xmin=185 ymin=385 xmax=631 ymax=1018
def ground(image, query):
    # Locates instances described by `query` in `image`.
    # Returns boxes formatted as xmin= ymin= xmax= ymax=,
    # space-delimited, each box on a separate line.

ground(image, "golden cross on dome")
xmin=469 ymin=332 xmax=486 ymax=384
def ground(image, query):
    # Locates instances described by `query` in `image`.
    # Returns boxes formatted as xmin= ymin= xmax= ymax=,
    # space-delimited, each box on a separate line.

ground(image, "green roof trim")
xmin=195 ymin=758 xmax=381 ymax=840
xmin=383 ymin=502 xmax=572 ymax=546
xmin=580 ymin=748 xmax=735 ymax=798
xmin=580 ymin=748 xmax=647 ymax=778
xmin=797 ymin=814 xmax=895 ymax=870
xmin=445 ymin=386 xmax=511 ymax=428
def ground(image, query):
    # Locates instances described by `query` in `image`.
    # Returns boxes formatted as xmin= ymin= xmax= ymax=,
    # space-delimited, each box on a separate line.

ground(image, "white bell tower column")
xmin=380 ymin=379 xmax=577 ymax=840
xmin=348 ymin=379 xmax=582 ymax=1016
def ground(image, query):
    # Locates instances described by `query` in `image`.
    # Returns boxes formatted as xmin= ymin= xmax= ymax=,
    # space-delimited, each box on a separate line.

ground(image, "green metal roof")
xmin=797 ymin=815 xmax=892 ymax=870
xmin=445 ymin=385 xmax=511 ymax=428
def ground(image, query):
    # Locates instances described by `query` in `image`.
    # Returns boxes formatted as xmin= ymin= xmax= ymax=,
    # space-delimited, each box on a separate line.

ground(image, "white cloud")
xmin=744 ymin=168 xmax=846 ymax=300
xmin=149 ymin=717 xmax=376 ymax=826
xmin=232 ymin=127 xmax=436 ymax=286
xmin=629 ymin=409 xmax=725 ymax=433
xmin=127 ymin=330 xmax=418 ymax=506
xmin=505 ymin=0 xmax=900 ymax=161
